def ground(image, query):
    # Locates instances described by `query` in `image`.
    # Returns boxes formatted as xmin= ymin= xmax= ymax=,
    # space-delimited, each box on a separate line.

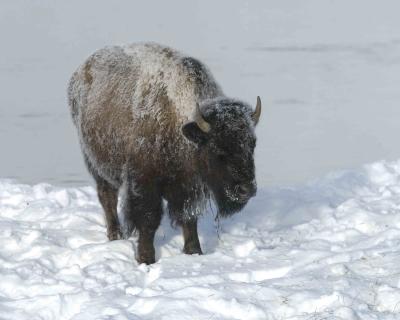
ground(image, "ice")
xmin=1 ymin=0 xmax=400 ymax=188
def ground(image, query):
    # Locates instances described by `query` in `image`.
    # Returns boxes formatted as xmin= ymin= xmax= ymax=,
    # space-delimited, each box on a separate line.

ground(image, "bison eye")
xmin=216 ymin=153 xmax=228 ymax=162
xmin=227 ymin=164 xmax=240 ymax=176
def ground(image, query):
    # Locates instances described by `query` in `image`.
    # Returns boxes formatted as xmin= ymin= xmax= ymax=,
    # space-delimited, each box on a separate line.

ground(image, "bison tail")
xmin=67 ymin=72 xmax=81 ymax=126
xmin=119 ymin=187 xmax=138 ymax=238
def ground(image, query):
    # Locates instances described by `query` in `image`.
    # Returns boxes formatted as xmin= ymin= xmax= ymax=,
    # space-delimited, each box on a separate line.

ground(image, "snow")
xmin=2 ymin=159 xmax=400 ymax=319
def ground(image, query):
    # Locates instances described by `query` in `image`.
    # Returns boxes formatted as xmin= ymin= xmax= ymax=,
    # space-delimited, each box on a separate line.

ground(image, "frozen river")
xmin=1 ymin=0 xmax=400 ymax=187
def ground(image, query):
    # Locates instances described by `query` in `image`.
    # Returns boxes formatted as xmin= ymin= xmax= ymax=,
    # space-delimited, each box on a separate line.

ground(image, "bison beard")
xmin=68 ymin=42 xmax=261 ymax=264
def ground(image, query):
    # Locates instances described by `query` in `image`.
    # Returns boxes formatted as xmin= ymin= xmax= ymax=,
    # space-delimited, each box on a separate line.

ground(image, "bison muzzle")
xmin=68 ymin=42 xmax=261 ymax=264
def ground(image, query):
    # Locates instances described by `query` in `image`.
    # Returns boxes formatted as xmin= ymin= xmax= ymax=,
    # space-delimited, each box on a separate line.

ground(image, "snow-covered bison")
xmin=68 ymin=43 xmax=261 ymax=264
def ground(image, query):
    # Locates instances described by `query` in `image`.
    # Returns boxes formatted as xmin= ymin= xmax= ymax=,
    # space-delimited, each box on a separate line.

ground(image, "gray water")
xmin=1 ymin=0 xmax=400 ymax=187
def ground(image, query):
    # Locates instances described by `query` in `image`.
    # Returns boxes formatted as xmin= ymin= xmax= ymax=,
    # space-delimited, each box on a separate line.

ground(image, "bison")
xmin=68 ymin=42 xmax=261 ymax=264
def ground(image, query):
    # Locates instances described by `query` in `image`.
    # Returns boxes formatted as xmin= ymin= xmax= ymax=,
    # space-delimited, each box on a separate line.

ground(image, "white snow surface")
xmin=1 ymin=160 xmax=400 ymax=319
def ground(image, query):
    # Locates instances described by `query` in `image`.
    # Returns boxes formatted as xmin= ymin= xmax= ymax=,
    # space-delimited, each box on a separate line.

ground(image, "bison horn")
xmin=195 ymin=103 xmax=211 ymax=133
xmin=252 ymin=96 xmax=262 ymax=125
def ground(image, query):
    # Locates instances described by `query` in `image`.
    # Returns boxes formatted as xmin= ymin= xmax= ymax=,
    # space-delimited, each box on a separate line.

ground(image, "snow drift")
xmin=1 ymin=160 xmax=400 ymax=319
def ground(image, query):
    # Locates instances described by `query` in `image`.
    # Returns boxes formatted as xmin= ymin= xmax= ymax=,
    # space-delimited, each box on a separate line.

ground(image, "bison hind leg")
xmin=83 ymin=154 xmax=122 ymax=240
xmin=96 ymin=178 xmax=123 ymax=241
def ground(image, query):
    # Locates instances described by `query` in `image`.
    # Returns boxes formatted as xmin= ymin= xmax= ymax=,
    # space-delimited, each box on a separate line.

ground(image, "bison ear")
xmin=182 ymin=122 xmax=209 ymax=145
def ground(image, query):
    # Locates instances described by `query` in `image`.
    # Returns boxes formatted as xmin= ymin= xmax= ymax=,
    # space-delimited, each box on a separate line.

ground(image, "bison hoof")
xmin=107 ymin=229 xmax=122 ymax=241
xmin=137 ymin=253 xmax=156 ymax=265
xmin=184 ymin=245 xmax=203 ymax=255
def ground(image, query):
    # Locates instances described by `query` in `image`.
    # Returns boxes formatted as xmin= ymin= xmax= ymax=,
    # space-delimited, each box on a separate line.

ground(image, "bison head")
xmin=182 ymin=97 xmax=261 ymax=216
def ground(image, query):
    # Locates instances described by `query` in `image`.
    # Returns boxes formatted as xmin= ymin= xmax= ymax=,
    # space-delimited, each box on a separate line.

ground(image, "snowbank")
xmin=1 ymin=160 xmax=400 ymax=319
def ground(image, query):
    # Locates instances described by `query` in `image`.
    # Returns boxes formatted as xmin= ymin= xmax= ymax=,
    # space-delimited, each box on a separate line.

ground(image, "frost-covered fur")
xmin=68 ymin=42 xmax=259 ymax=264
xmin=69 ymin=43 xmax=220 ymax=186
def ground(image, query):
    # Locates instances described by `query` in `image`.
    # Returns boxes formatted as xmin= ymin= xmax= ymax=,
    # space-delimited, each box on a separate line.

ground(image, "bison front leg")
xmin=137 ymin=204 xmax=163 ymax=264
xmin=96 ymin=179 xmax=122 ymax=241
xmin=137 ymin=225 xmax=158 ymax=265
xmin=165 ymin=193 xmax=203 ymax=256
xmin=123 ymin=183 xmax=163 ymax=265
xmin=182 ymin=219 xmax=202 ymax=255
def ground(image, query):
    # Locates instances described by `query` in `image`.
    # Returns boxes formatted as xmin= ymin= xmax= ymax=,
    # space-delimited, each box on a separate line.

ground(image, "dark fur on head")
xmin=182 ymin=98 xmax=257 ymax=217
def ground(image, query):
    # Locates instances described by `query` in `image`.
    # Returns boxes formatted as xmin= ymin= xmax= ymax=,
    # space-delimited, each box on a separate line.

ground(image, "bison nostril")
xmin=238 ymin=185 xmax=249 ymax=196
xmin=237 ymin=183 xmax=256 ymax=199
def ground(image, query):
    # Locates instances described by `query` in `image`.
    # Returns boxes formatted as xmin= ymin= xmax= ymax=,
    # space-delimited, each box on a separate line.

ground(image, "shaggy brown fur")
xmin=68 ymin=42 xmax=260 ymax=264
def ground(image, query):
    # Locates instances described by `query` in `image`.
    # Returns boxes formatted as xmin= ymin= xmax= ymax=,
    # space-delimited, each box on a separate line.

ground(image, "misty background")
xmin=1 ymin=0 xmax=400 ymax=187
